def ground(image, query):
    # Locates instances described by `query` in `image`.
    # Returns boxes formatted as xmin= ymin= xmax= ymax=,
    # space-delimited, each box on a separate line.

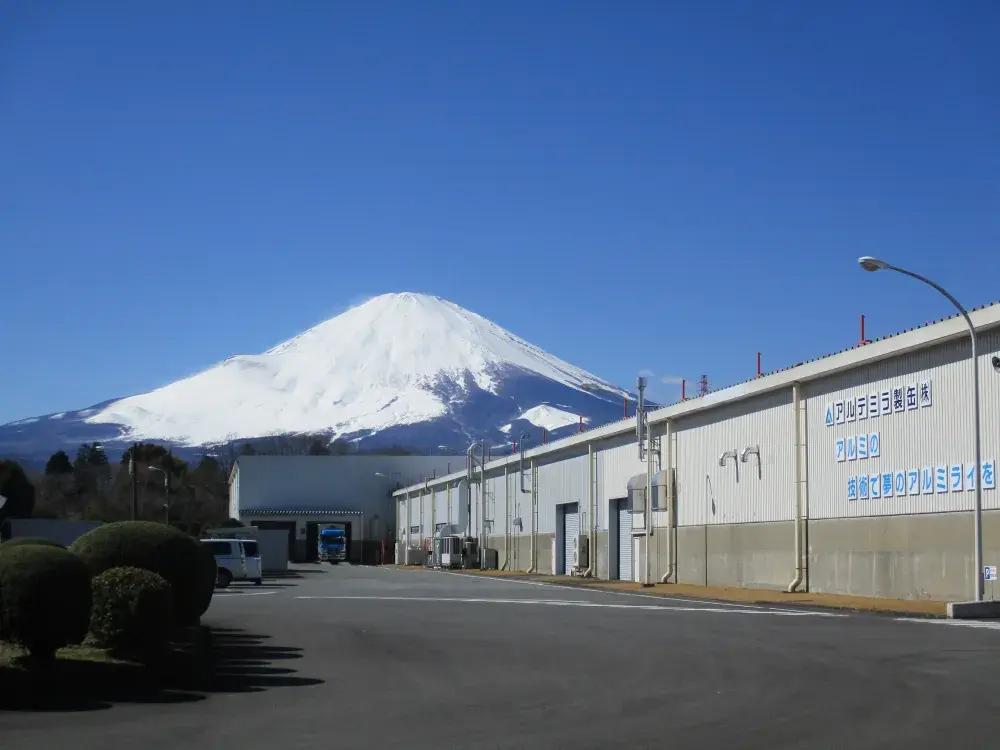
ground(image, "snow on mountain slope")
xmin=499 ymin=405 xmax=588 ymax=434
xmin=81 ymin=293 xmax=629 ymax=446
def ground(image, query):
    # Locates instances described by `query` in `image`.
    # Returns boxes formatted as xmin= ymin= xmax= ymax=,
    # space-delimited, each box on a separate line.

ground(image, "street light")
xmin=147 ymin=466 xmax=170 ymax=524
xmin=859 ymin=256 xmax=984 ymax=601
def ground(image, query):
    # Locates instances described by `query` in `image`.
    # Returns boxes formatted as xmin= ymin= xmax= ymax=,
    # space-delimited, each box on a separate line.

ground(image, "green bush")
xmin=70 ymin=521 xmax=206 ymax=627
xmin=0 ymin=545 xmax=92 ymax=659
xmin=194 ymin=541 xmax=217 ymax=616
xmin=0 ymin=537 xmax=66 ymax=551
xmin=89 ymin=566 xmax=174 ymax=657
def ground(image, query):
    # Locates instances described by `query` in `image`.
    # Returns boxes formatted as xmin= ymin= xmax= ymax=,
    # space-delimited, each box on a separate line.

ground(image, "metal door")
xmin=562 ymin=503 xmax=579 ymax=574
xmin=617 ymin=498 xmax=632 ymax=581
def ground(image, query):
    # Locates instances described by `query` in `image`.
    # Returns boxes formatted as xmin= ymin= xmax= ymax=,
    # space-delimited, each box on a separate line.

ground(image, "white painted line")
xmin=213 ymin=590 xmax=280 ymax=597
xmin=296 ymin=595 xmax=840 ymax=616
xmin=436 ymin=570 xmax=813 ymax=614
xmin=896 ymin=617 xmax=1000 ymax=630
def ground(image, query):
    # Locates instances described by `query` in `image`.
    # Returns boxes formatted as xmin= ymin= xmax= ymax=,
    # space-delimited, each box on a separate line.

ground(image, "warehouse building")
xmin=230 ymin=454 xmax=455 ymax=563
xmin=395 ymin=302 xmax=1000 ymax=602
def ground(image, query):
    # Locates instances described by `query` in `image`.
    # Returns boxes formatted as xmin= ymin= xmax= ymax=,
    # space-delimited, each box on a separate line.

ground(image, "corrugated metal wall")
xmin=597 ymin=435 xmax=648 ymax=510
xmin=229 ymin=468 xmax=239 ymax=518
xmin=807 ymin=329 xmax=1000 ymax=519
xmin=234 ymin=455 xmax=454 ymax=541
xmin=433 ymin=486 xmax=447 ymax=530
xmin=408 ymin=493 xmax=419 ymax=533
xmin=536 ymin=451 xmax=589 ymax=534
xmin=674 ymin=389 xmax=796 ymax=526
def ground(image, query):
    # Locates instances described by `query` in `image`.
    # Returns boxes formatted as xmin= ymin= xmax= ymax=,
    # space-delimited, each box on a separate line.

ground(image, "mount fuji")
xmin=0 ymin=293 xmax=636 ymax=462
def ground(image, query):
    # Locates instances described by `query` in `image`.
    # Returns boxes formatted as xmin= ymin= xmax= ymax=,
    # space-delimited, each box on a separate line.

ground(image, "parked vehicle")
xmin=203 ymin=537 xmax=262 ymax=586
xmin=241 ymin=539 xmax=263 ymax=584
xmin=318 ymin=525 xmax=347 ymax=563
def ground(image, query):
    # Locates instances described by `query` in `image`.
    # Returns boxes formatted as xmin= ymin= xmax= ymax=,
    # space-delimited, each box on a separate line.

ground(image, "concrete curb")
xmin=442 ymin=569 xmax=949 ymax=617
xmin=947 ymin=600 xmax=1000 ymax=619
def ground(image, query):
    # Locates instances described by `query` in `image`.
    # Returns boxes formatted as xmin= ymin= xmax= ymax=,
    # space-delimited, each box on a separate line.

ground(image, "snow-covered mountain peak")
xmin=262 ymin=292 xmax=623 ymax=395
xmin=57 ymin=293 xmax=629 ymax=447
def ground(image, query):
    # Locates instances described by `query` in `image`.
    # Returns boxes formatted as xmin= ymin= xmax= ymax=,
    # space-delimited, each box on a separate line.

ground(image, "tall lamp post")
xmin=859 ymin=256 xmax=984 ymax=601
xmin=148 ymin=465 xmax=170 ymax=525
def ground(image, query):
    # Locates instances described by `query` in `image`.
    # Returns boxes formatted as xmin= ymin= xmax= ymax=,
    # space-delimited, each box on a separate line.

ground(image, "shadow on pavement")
xmin=266 ymin=568 xmax=329 ymax=579
xmin=0 ymin=626 xmax=324 ymax=713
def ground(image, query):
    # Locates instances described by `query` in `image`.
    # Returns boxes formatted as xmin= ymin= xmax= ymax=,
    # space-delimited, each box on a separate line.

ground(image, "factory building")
xmin=395 ymin=303 xmax=1000 ymax=602
xmin=230 ymin=454 xmax=455 ymax=562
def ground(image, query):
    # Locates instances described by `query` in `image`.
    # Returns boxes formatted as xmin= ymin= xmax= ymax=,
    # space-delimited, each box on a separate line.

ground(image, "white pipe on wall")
xmin=503 ymin=463 xmax=510 ymax=570
xmin=644 ymin=421 xmax=654 ymax=586
xmin=788 ymin=382 xmax=806 ymax=593
xmin=660 ymin=421 xmax=674 ymax=583
xmin=582 ymin=443 xmax=595 ymax=578
xmin=526 ymin=460 xmax=537 ymax=574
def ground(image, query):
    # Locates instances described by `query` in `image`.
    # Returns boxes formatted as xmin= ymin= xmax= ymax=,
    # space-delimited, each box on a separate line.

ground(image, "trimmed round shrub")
xmin=89 ymin=566 xmax=174 ymax=657
xmin=70 ymin=521 xmax=206 ymax=627
xmin=0 ymin=544 xmax=92 ymax=659
xmin=0 ymin=536 xmax=66 ymax=551
xmin=194 ymin=541 xmax=217 ymax=615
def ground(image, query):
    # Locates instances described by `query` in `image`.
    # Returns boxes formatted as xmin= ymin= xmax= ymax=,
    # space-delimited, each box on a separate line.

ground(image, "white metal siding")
xmin=598 ymin=436 xmax=649 ymax=515
xmin=229 ymin=467 xmax=240 ymax=519
xmin=807 ymin=329 xmax=1000 ymax=519
xmin=673 ymin=389 xmax=796 ymax=526
xmin=562 ymin=503 xmax=579 ymax=574
xmin=618 ymin=498 xmax=632 ymax=580
xmin=534 ymin=452 xmax=588 ymax=534
xmin=408 ymin=494 xmax=419 ymax=535
xmin=433 ymin=487 xmax=447 ymax=533
xmin=234 ymin=455 xmax=453 ymax=539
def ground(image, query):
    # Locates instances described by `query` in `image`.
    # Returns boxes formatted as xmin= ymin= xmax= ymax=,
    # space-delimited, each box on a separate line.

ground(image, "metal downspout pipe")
xmin=419 ymin=483 xmax=425 ymax=562
xmin=582 ymin=443 xmax=595 ymax=577
xmin=788 ymin=382 xmax=806 ymax=592
xmin=526 ymin=459 xmax=537 ymax=573
xmin=405 ymin=491 xmax=411 ymax=549
xmin=428 ymin=478 xmax=434 ymax=564
xmin=660 ymin=420 xmax=674 ymax=583
xmin=503 ymin=463 xmax=510 ymax=570
xmin=643 ymin=421 xmax=654 ymax=587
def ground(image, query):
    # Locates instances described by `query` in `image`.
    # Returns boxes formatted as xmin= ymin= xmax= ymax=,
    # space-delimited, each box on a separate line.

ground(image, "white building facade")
xmin=396 ymin=303 xmax=1000 ymax=602
xmin=230 ymin=455 xmax=456 ymax=562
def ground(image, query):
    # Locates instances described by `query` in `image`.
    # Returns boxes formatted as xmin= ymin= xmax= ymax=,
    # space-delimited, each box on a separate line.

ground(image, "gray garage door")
xmin=562 ymin=503 xmax=579 ymax=574
xmin=617 ymin=498 xmax=632 ymax=581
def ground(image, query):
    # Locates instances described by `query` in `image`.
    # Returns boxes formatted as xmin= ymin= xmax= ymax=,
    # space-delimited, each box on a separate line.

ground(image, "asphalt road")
xmin=3 ymin=565 xmax=1000 ymax=749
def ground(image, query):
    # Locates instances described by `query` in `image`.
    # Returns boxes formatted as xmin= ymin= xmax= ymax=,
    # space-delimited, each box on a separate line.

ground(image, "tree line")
xmin=0 ymin=443 xmax=230 ymax=535
xmin=0 ymin=433 xmax=422 ymax=535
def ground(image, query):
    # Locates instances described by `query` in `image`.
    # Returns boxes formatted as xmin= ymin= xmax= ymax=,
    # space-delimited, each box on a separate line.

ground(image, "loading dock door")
xmin=561 ymin=503 xmax=579 ymax=574
xmin=617 ymin=498 xmax=632 ymax=581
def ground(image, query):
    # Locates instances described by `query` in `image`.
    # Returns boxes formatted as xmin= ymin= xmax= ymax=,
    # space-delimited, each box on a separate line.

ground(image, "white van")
xmin=202 ymin=538 xmax=263 ymax=587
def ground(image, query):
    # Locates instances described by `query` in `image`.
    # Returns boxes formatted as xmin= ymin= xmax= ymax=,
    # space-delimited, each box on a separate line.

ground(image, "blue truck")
xmin=318 ymin=525 xmax=347 ymax=563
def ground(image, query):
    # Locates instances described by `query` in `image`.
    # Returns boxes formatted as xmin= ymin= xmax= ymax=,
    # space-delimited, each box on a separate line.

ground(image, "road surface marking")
xmin=296 ymin=595 xmax=841 ymax=615
xmin=213 ymin=590 xmax=280 ymax=597
xmin=437 ymin=570 xmax=813 ymax=614
xmin=896 ymin=617 xmax=1000 ymax=630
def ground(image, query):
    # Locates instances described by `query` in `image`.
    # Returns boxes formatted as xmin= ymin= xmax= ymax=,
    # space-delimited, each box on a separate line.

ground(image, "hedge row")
xmin=0 ymin=523 xmax=217 ymax=660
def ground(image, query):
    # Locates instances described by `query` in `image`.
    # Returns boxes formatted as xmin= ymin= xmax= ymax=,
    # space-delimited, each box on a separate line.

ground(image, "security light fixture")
xmin=858 ymin=256 xmax=889 ymax=272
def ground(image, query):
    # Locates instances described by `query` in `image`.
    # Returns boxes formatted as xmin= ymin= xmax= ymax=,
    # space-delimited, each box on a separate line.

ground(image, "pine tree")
xmin=44 ymin=450 xmax=74 ymax=475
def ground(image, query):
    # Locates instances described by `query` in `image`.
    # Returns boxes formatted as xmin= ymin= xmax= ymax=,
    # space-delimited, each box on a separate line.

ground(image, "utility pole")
xmin=698 ymin=375 xmax=710 ymax=396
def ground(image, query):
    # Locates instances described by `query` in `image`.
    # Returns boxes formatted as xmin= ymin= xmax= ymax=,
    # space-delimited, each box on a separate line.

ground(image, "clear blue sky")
xmin=2 ymin=0 xmax=998 ymax=423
